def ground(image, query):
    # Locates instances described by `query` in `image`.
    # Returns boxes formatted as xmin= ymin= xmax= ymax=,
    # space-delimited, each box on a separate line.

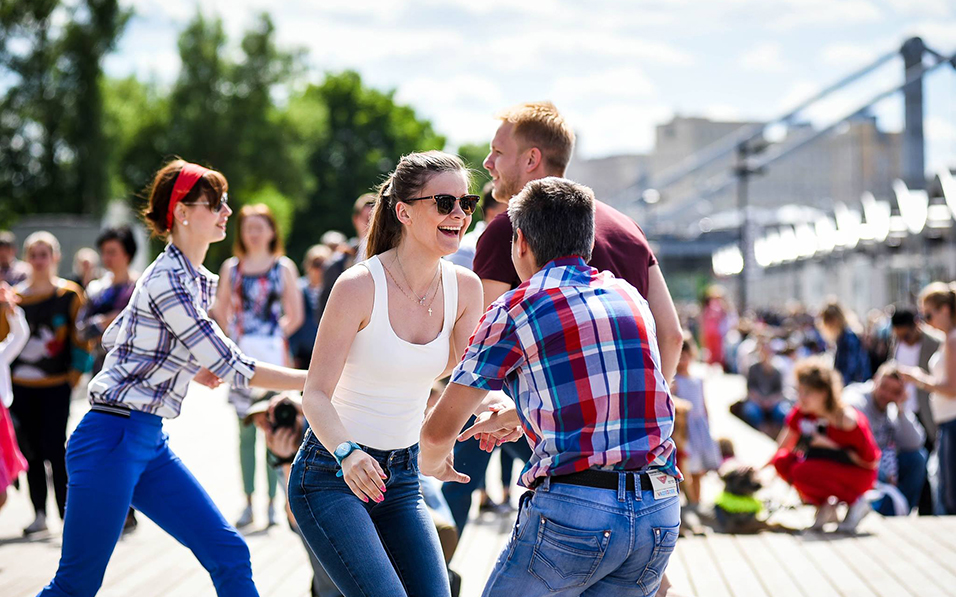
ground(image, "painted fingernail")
xmin=362 ymin=496 xmax=368 ymax=503
xmin=380 ymin=486 xmax=386 ymax=491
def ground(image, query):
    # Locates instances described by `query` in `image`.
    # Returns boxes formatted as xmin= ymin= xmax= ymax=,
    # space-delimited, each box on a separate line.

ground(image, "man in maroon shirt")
xmin=477 ymin=101 xmax=682 ymax=378
xmin=469 ymin=101 xmax=685 ymax=597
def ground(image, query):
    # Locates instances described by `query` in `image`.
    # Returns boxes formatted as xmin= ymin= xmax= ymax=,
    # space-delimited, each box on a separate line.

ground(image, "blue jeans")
xmin=739 ymin=400 xmax=789 ymax=430
xmin=442 ymin=420 xmax=533 ymax=534
xmin=39 ymin=410 xmax=256 ymax=597
xmin=482 ymin=475 xmax=680 ymax=596
xmin=288 ymin=430 xmax=450 ymax=597
xmin=939 ymin=419 xmax=956 ymax=515
xmin=874 ymin=449 xmax=927 ymax=515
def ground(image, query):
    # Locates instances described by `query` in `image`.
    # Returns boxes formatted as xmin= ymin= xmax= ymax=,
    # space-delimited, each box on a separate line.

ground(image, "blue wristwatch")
xmin=333 ymin=441 xmax=362 ymax=477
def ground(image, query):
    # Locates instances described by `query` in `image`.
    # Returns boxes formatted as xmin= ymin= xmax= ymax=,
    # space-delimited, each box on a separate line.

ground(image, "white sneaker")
xmin=811 ymin=501 xmax=838 ymax=531
xmin=838 ymin=499 xmax=871 ymax=534
xmin=236 ymin=505 xmax=254 ymax=528
xmin=24 ymin=513 xmax=48 ymax=536
xmin=267 ymin=503 xmax=277 ymax=527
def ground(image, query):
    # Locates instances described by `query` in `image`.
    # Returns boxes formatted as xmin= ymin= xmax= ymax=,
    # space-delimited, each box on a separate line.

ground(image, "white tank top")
xmin=930 ymin=340 xmax=956 ymax=424
xmin=331 ymin=255 xmax=456 ymax=449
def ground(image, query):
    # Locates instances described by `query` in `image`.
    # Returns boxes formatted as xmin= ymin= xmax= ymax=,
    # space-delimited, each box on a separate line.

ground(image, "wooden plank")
xmin=731 ymin=535 xmax=804 ymax=597
xmin=678 ymin=537 xmax=733 ymax=597
xmin=800 ymin=534 xmax=878 ymax=597
xmin=878 ymin=517 xmax=956 ymax=577
xmin=664 ymin=541 xmax=695 ymax=595
xmin=704 ymin=534 xmax=771 ymax=597
xmin=862 ymin=517 xmax=956 ymax=593
xmin=826 ymin=533 xmax=915 ymax=597
xmin=760 ymin=533 xmax=840 ymax=597
xmin=850 ymin=531 xmax=948 ymax=597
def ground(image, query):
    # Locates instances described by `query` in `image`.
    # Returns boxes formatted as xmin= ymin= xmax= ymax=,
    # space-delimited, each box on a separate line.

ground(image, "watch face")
xmin=334 ymin=442 xmax=352 ymax=459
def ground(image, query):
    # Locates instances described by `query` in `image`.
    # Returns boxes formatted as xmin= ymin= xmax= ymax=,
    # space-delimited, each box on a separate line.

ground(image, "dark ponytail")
xmin=365 ymin=151 xmax=469 ymax=258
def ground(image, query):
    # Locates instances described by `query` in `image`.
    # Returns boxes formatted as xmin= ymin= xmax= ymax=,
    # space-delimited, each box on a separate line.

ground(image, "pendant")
xmin=428 ymin=307 xmax=433 ymax=316
xmin=419 ymin=297 xmax=426 ymax=305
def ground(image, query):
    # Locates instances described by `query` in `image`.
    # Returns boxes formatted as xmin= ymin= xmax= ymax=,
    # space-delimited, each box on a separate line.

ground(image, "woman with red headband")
xmin=38 ymin=159 xmax=308 ymax=597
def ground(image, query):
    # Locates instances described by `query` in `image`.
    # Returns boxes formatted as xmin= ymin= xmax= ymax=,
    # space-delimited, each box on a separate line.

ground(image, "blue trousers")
xmin=442 ymin=418 xmax=533 ymax=534
xmin=874 ymin=449 xmax=928 ymax=515
xmin=39 ymin=410 xmax=256 ymax=597
xmin=288 ymin=431 xmax=450 ymax=597
xmin=482 ymin=475 xmax=680 ymax=596
xmin=939 ymin=419 xmax=956 ymax=515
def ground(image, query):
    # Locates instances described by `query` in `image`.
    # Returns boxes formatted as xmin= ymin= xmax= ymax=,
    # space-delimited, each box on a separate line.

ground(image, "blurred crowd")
xmin=672 ymin=283 xmax=956 ymax=534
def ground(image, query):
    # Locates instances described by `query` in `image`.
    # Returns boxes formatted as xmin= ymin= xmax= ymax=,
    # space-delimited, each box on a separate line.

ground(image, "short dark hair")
xmin=96 ymin=225 xmax=137 ymax=261
xmin=891 ymin=307 xmax=917 ymax=328
xmin=508 ymin=177 xmax=595 ymax=267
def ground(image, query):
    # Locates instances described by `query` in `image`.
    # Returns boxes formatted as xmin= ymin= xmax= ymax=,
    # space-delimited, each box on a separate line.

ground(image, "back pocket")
xmin=529 ymin=515 xmax=610 ymax=591
xmin=636 ymin=525 xmax=679 ymax=595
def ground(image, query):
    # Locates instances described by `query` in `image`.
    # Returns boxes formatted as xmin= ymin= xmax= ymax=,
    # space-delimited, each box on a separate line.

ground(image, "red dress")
xmin=772 ymin=407 xmax=879 ymax=506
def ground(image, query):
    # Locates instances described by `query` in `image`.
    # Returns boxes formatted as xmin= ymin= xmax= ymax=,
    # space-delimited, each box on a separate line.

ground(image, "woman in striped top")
xmin=38 ymin=160 xmax=307 ymax=597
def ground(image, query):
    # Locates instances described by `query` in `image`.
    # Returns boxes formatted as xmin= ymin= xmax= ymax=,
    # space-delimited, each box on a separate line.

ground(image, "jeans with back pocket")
xmin=482 ymin=473 xmax=680 ymax=597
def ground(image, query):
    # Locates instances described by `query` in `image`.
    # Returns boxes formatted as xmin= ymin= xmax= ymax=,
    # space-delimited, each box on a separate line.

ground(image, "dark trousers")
xmin=10 ymin=383 xmax=71 ymax=518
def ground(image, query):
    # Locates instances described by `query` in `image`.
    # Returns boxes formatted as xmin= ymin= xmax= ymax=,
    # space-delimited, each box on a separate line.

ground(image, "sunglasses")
xmin=402 ymin=194 xmax=479 ymax=216
xmin=182 ymin=192 xmax=229 ymax=213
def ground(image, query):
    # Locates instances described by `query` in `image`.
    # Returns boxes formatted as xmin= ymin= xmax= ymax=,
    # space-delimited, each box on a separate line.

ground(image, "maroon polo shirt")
xmin=473 ymin=199 xmax=657 ymax=296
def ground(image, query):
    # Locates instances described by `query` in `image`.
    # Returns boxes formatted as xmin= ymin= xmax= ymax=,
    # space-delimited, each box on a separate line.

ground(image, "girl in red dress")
xmin=772 ymin=358 xmax=880 ymax=533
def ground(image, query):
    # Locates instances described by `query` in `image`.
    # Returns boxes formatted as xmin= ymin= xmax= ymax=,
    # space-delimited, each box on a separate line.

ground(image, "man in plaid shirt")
xmin=421 ymin=177 xmax=681 ymax=596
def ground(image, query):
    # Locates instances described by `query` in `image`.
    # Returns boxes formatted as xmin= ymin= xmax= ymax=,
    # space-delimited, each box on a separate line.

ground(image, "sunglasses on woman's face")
xmin=402 ymin=194 xmax=479 ymax=216
xmin=182 ymin=192 xmax=229 ymax=213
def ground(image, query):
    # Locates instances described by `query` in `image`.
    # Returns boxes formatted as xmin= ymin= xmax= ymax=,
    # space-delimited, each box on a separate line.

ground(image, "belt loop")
xmin=541 ymin=476 xmax=551 ymax=492
xmin=632 ymin=473 xmax=642 ymax=501
xmin=617 ymin=472 xmax=626 ymax=502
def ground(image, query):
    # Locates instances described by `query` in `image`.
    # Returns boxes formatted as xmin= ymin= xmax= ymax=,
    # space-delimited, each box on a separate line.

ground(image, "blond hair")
xmin=497 ymin=101 xmax=575 ymax=175
xmin=22 ymin=231 xmax=61 ymax=260
xmin=919 ymin=281 xmax=956 ymax=324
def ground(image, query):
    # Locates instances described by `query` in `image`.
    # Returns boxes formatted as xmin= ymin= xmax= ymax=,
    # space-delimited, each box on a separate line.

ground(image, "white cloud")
xmin=768 ymin=0 xmax=884 ymax=30
xmin=551 ymin=67 xmax=658 ymax=104
xmin=819 ymin=43 xmax=884 ymax=69
xmin=567 ymin=102 xmax=674 ymax=158
xmin=882 ymin=0 xmax=955 ymax=19
xmin=703 ymin=104 xmax=744 ymax=121
xmin=740 ymin=42 xmax=788 ymax=73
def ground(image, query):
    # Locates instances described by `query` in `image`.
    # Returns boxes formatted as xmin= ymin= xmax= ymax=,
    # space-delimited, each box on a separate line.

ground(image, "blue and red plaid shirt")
xmin=88 ymin=243 xmax=256 ymax=418
xmin=451 ymin=257 xmax=680 ymax=487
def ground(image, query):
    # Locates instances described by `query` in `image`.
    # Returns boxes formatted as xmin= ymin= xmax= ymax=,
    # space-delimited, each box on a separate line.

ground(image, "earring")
xmin=183 ymin=220 xmax=189 ymax=226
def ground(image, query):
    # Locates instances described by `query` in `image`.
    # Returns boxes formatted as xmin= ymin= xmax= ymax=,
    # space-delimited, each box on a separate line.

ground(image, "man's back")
xmin=452 ymin=257 xmax=678 ymax=488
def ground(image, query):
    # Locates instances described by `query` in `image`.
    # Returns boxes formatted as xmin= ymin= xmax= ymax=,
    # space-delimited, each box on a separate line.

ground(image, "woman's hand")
xmin=193 ymin=368 xmax=223 ymax=389
xmin=459 ymin=404 xmax=523 ymax=452
xmin=341 ymin=451 xmax=388 ymax=503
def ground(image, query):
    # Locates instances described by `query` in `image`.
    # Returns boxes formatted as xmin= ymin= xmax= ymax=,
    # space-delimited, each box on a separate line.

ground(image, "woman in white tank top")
xmin=288 ymin=151 xmax=484 ymax=596
xmin=901 ymin=282 xmax=956 ymax=514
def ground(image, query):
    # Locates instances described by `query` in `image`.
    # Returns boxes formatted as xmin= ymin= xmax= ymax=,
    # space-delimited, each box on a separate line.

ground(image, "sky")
xmin=104 ymin=0 xmax=956 ymax=174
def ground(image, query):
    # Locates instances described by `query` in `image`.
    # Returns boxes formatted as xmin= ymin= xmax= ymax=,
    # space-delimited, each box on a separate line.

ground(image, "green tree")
xmin=0 ymin=0 xmax=129 ymax=225
xmin=456 ymin=142 xmax=491 ymax=193
xmin=288 ymin=71 xmax=444 ymax=259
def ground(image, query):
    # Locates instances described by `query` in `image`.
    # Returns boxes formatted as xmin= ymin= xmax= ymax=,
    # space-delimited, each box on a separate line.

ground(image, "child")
xmin=673 ymin=332 xmax=721 ymax=506
xmin=0 ymin=282 xmax=29 ymax=512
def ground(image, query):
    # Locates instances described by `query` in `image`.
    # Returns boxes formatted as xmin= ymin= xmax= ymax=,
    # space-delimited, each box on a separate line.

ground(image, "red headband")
xmin=166 ymin=163 xmax=211 ymax=230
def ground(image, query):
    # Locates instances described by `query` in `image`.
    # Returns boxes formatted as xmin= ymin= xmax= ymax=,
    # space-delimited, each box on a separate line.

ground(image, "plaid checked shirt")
xmin=451 ymin=257 xmax=680 ymax=487
xmin=88 ymin=243 xmax=256 ymax=418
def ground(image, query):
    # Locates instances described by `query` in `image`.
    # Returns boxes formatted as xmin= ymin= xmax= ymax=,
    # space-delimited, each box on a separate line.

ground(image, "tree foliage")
xmin=2 ymin=6 xmax=449 ymax=267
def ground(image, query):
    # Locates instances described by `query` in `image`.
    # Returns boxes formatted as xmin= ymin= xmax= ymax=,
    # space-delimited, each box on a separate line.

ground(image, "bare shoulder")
xmin=278 ymin=255 xmax=299 ymax=276
xmin=453 ymin=265 xmax=482 ymax=304
xmin=329 ymin=262 xmax=374 ymax=303
xmin=218 ymin=257 xmax=237 ymax=277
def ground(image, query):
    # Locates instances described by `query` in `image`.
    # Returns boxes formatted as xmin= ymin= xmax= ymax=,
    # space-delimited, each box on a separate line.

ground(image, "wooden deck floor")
xmin=2 ymin=370 xmax=954 ymax=596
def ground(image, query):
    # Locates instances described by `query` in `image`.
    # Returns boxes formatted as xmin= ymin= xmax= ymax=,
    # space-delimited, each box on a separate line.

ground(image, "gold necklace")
xmin=384 ymin=255 xmax=442 ymax=316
